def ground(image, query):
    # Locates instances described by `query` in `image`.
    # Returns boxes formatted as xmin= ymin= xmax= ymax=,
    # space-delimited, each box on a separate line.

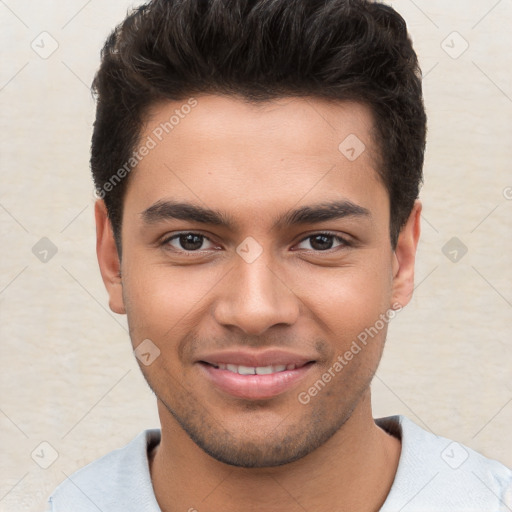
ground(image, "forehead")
xmin=124 ymin=95 xmax=387 ymax=225
xmin=143 ymin=94 xmax=379 ymax=163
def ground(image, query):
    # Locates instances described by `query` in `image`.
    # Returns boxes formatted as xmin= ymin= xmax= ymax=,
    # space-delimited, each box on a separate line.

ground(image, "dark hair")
xmin=91 ymin=0 xmax=426 ymax=251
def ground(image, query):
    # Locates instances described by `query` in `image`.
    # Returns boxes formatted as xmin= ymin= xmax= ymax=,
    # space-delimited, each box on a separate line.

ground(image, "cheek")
xmin=291 ymin=255 xmax=393 ymax=342
xmin=122 ymin=256 xmax=227 ymax=341
xmin=123 ymin=244 xmax=393 ymax=350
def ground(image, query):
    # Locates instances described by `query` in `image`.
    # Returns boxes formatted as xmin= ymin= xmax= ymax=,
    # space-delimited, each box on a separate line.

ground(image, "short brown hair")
xmin=91 ymin=0 xmax=426 ymax=251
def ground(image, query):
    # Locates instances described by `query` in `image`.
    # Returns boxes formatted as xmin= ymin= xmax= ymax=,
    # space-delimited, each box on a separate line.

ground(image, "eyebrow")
xmin=141 ymin=200 xmax=235 ymax=228
xmin=141 ymin=199 xmax=371 ymax=230
xmin=276 ymin=201 xmax=371 ymax=228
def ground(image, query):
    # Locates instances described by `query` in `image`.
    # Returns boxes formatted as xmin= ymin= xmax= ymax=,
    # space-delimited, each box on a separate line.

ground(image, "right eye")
xmin=162 ymin=232 xmax=217 ymax=252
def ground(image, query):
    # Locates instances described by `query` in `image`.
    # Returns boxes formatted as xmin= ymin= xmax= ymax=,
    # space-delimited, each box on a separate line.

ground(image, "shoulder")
xmin=45 ymin=429 xmax=161 ymax=512
xmin=377 ymin=415 xmax=512 ymax=511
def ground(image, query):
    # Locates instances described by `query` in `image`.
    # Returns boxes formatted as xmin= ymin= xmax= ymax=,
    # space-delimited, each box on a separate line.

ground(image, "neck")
xmin=150 ymin=392 xmax=400 ymax=512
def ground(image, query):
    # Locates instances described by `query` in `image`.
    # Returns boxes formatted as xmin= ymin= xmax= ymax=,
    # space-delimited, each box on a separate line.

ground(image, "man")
xmin=46 ymin=0 xmax=511 ymax=510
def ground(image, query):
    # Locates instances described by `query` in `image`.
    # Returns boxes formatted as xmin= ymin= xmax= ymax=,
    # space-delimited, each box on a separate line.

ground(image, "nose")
xmin=213 ymin=254 xmax=300 ymax=336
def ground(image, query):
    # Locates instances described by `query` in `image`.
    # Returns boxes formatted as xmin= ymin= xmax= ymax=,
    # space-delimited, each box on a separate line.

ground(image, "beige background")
xmin=0 ymin=1 xmax=511 ymax=510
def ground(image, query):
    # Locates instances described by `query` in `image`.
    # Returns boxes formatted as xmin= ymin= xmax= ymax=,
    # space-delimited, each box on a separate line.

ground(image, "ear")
xmin=95 ymin=199 xmax=126 ymax=314
xmin=391 ymin=200 xmax=422 ymax=309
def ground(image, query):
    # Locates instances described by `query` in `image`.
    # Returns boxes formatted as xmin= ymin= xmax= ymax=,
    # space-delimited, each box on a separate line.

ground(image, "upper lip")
xmin=197 ymin=349 xmax=316 ymax=368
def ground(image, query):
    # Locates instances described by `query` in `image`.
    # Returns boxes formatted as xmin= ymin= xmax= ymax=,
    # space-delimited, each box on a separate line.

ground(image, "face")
xmin=96 ymin=95 xmax=420 ymax=468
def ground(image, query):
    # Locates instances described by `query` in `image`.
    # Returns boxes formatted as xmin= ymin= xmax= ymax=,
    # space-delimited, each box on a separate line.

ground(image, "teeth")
xmin=238 ymin=365 xmax=256 ymax=375
xmin=213 ymin=363 xmax=297 ymax=375
xmin=256 ymin=366 xmax=273 ymax=375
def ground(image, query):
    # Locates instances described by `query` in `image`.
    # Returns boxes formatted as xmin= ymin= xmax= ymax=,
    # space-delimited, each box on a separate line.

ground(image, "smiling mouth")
xmin=200 ymin=361 xmax=313 ymax=375
xmin=197 ymin=360 xmax=316 ymax=400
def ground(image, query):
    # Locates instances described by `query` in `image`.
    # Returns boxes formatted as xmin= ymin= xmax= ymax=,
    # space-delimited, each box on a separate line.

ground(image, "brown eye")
xmin=309 ymin=234 xmax=334 ymax=250
xmin=179 ymin=233 xmax=204 ymax=250
xmin=295 ymin=233 xmax=349 ymax=251
xmin=164 ymin=232 xmax=214 ymax=251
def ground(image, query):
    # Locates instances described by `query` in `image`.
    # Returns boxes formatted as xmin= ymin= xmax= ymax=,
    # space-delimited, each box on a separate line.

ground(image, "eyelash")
xmin=160 ymin=231 xmax=351 ymax=253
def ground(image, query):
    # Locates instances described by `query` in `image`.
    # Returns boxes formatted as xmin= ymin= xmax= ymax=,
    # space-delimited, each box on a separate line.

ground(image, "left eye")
xmin=295 ymin=233 xmax=347 ymax=251
xmin=165 ymin=233 xmax=216 ymax=251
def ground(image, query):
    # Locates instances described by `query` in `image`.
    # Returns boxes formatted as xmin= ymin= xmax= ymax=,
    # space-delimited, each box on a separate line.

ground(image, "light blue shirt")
xmin=46 ymin=415 xmax=512 ymax=511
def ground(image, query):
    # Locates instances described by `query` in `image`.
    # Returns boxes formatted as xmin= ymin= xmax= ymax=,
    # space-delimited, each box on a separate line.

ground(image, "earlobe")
xmin=95 ymin=200 xmax=126 ymax=315
xmin=391 ymin=200 xmax=422 ymax=309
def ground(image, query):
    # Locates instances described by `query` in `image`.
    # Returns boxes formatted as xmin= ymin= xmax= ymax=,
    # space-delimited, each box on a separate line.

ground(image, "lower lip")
xmin=198 ymin=362 xmax=314 ymax=400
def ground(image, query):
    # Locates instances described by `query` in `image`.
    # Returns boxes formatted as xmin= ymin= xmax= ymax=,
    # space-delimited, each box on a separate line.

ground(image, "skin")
xmin=96 ymin=95 xmax=421 ymax=512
